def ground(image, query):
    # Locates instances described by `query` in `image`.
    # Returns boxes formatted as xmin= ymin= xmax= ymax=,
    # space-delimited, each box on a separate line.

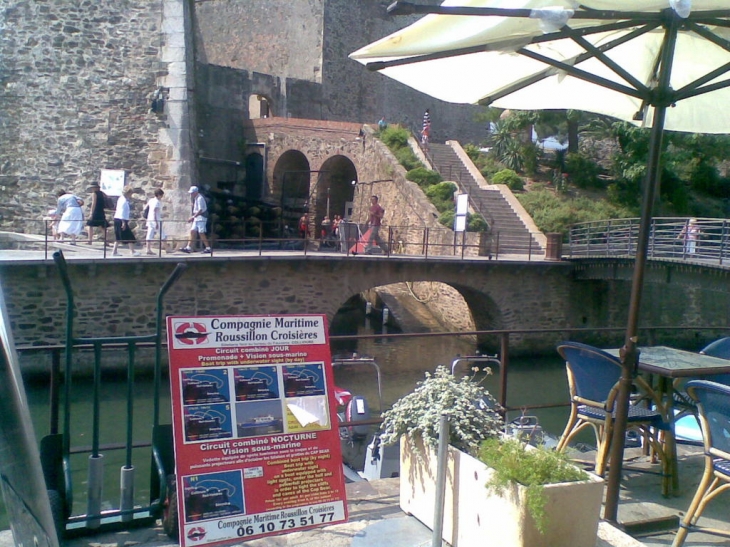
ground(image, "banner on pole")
xmin=166 ymin=314 xmax=348 ymax=547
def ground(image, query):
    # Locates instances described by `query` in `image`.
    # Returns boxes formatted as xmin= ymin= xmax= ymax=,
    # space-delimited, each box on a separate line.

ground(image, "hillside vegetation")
xmin=465 ymin=110 xmax=730 ymax=235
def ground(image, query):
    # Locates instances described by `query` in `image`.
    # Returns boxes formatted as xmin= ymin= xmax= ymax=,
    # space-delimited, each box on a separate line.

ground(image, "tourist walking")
xmin=180 ymin=186 xmax=211 ymax=254
xmin=55 ymin=189 xmax=85 ymax=244
xmin=679 ymin=217 xmax=701 ymax=255
xmin=112 ymin=186 xmax=140 ymax=257
xmin=145 ymin=188 xmax=167 ymax=255
xmin=366 ymin=195 xmax=385 ymax=250
xmin=86 ymin=184 xmax=110 ymax=244
xmin=421 ymin=108 xmax=431 ymax=144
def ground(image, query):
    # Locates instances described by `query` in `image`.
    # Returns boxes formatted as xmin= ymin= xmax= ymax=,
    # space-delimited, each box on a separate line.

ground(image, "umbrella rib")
xmin=363 ymin=19 xmax=649 ymax=72
xmin=569 ymin=34 xmax=650 ymax=94
xmin=516 ymin=48 xmax=646 ymax=101
xmin=482 ymin=23 xmax=658 ymax=105
xmin=387 ymin=2 xmax=664 ymax=21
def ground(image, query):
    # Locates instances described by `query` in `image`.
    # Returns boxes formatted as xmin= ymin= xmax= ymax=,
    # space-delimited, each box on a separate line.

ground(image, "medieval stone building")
xmin=0 ymin=0 xmax=484 ymax=231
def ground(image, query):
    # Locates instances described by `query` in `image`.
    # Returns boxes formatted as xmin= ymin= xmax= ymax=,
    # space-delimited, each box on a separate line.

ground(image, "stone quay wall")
xmin=3 ymin=257 xmax=730 ymax=360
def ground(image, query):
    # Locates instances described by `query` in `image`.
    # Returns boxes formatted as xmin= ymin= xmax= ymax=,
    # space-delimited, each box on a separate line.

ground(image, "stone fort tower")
xmin=0 ymin=0 xmax=483 ymax=230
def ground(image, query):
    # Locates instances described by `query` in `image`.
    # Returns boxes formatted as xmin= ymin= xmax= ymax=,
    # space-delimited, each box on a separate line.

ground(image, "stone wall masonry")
xmin=192 ymin=0 xmax=486 ymax=144
xmin=3 ymin=257 xmax=729 ymax=358
xmin=0 ymin=0 xmax=194 ymax=235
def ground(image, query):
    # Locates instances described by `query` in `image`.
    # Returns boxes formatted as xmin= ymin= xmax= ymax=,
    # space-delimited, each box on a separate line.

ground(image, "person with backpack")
xmin=86 ymin=184 xmax=110 ymax=245
xmin=180 ymin=186 xmax=211 ymax=254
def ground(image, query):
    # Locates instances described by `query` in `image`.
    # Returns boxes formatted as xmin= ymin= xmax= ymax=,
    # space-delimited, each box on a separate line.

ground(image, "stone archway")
xmin=273 ymin=150 xmax=311 ymax=234
xmin=314 ymin=155 xmax=357 ymax=234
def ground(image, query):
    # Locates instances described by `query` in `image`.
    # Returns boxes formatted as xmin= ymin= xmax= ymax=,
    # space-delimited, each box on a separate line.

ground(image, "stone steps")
xmin=427 ymin=143 xmax=543 ymax=255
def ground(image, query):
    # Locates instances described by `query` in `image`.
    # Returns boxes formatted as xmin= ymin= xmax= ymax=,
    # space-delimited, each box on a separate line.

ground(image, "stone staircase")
xmin=426 ymin=143 xmax=544 ymax=257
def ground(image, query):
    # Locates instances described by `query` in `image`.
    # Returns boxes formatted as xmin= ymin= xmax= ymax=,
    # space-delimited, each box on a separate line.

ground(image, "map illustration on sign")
xmin=183 ymin=470 xmax=245 ymax=523
xmin=234 ymin=367 xmax=279 ymax=401
xmin=182 ymin=369 xmax=230 ymax=405
xmin=183 ymin=404 xmax=233 ymax=442
xmin=282 ymin=364 xmax=326 ymax=397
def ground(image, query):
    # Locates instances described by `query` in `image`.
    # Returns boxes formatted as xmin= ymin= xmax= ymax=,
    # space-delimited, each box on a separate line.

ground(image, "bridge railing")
xmin=11 ymin=218 xmax=545 ymax=261
xmin=567 ymin=217 xmax=730 ymax=264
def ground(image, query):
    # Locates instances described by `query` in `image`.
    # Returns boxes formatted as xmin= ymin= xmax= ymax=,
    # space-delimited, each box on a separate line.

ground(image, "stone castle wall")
xmin=0 ymin=0 xmax=196 ymax=233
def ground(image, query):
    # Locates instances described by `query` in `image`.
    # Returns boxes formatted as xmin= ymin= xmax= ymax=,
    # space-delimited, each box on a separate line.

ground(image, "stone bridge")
xmin=3 ymin=253 xmax=730 ymax=355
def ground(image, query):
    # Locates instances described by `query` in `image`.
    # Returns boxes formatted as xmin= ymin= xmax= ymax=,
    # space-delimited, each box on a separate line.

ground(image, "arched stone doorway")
xmin=315 ymin=155 xmax=357 ymax=235
xmin=273 ymin=150 xmax=311 ymax=235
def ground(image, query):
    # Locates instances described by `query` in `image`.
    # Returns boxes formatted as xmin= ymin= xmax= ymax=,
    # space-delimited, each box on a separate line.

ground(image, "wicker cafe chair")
xmin=673 ymin=337 xmax=730 ymax=424
xmin=672 ymin=380 xmax=730 ymax=547
xmin=556 ymin=342 xmax=671 ymax=489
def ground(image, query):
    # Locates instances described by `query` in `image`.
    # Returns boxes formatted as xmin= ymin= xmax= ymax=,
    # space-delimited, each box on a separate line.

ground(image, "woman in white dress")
xmin=55 ymin=190 xmax=85 ymax=244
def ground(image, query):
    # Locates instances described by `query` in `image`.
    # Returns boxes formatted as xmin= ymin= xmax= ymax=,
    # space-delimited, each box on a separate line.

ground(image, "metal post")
xmin=432 ymin=415 xmax=449 ymax=547
xmin=604 ymin=13 xmax=678 ymax=523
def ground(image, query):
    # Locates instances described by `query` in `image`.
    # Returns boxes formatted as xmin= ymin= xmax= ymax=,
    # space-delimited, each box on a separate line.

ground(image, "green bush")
xmin=425 ymin=182 xmax=458 ymax=212
xmin=379 ymin=125 xmax=410 ymax=149
xmin=406 ymin=167 xmax=443 ymax=189
xmin=467 ymin=213 xmax=489 ymax=232
xmin=564 ymin=152 xmax=602 ymax=189
xmin=491 ymin=169 xmax=524 ymax=191
xmin=438 ymin=210 xmax=455 ymax=229
xmin=395 ymin=147 xmax=423 ymax=171
xmin=479 ymin=437 xmax=588 ymax=535
xmin=518 ymin=188 xmax=634 ymax=234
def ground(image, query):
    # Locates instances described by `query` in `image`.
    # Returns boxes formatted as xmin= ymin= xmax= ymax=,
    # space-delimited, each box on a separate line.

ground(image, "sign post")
xmin=166 ymin=314 xmax=348 ymax=546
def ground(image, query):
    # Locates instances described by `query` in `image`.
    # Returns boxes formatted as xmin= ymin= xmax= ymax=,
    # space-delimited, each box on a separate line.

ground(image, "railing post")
xmin=424 ymin=227 xmax=429 ymax=258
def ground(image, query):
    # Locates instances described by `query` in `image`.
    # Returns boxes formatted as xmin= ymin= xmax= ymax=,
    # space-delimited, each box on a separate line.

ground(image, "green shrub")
xmin=379 ymin=125 xmax=410 ymax=149
xmin=438 ymin=210 xmax=455 ymax=229
xmin=407 ymin=167 xmax=443 ymax=189
xmin=463 ymin=143 xmax=482 ymax=163
xmin=518 ymin=188 xmax=634 ymax=234
xmin=426 ymin=182 xmax=458 ymax=212
xmin=478 ymin=437 xmax=589 ymax=535
xmin=395 ymin=147 xmax=423 ymax=171
xmin=467 ymin=214 xmax=489 ymax=232
xmin=491 ymin=169 xmax=524 ymax=191
xmin=564 ymin=152 xmax=602 ymax=188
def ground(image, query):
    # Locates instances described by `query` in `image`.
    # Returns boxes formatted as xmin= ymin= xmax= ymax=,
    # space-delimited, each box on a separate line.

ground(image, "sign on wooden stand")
xmin=166 ymin=314 xmax=348 ymax=547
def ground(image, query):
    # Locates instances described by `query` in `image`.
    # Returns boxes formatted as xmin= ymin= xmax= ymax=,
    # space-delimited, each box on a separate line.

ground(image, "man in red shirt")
xmin=367 ymin=195 xmax=384 ymax=250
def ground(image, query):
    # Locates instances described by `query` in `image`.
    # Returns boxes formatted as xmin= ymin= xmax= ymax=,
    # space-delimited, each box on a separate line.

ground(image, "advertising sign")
xmin=166 ymin=315 xmax=348 ymax=546
xmin=99 ymin=169 xmax=125 ymax=196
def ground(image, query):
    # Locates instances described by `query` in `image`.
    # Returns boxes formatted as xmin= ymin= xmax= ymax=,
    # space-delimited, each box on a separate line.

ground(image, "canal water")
xmin=1 ymin=304 xmax=575 ymax=531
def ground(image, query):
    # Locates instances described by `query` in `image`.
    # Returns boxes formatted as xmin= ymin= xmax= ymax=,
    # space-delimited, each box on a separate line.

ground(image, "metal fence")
xmin=567 ymin=217 xmax=730 ymax=264
xmin=4 ymin=218 xmax=546 ymax=261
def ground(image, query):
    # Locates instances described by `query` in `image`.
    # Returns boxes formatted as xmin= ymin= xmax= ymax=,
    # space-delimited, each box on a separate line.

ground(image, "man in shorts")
xmin=180 ymin=186 xmax=211 ymax=253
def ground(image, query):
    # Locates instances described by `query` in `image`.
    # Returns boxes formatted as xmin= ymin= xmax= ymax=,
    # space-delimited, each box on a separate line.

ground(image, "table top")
xmin=606 ymin=346 xmax=730 ymax=378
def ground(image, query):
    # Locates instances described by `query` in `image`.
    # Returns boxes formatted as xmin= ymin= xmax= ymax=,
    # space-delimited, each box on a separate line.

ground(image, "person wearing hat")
xmin=86 ymin=184 xmax=110 ymax=244
xmin=180 ymin=186 xmax=211 ymax=254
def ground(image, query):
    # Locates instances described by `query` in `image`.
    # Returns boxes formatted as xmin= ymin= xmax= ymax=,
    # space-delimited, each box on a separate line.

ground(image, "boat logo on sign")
xmin=174 ymin=322 xmax=210 ymax=346
xmin=187 ymin=526 xmax=207 ymax=542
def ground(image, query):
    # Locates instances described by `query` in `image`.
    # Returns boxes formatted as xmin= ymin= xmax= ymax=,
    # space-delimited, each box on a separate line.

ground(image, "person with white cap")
xmin=180 ymin=186 xmax=211 ymax=253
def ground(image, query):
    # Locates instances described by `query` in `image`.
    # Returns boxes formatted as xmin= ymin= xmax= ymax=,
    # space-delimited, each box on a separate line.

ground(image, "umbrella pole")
xmin=604 ymin=14 xmax=678 ymax=522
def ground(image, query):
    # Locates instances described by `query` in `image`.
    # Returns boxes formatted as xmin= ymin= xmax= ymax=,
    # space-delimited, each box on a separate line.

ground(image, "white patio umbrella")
xmin=351 ymin=0 xmax=730 ymax=523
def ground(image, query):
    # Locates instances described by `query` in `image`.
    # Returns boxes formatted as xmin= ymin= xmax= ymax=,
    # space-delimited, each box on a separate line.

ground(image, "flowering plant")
xmin=379 ymin=365 xmax=503 ymax=455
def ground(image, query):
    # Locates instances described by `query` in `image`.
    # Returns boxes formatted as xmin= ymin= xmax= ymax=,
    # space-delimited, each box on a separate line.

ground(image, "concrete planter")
xmin=399 ymin=437 xmax=604 ymax=547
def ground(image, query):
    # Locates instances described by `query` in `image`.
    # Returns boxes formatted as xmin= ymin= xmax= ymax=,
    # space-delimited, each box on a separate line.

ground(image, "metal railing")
xmin=567 ymin=217 xmax=730 ymax=264
xmin=2 ymin=218 xmax=546 ymax=261
xmin=12 ymin=319 xmax=728 ymax=538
